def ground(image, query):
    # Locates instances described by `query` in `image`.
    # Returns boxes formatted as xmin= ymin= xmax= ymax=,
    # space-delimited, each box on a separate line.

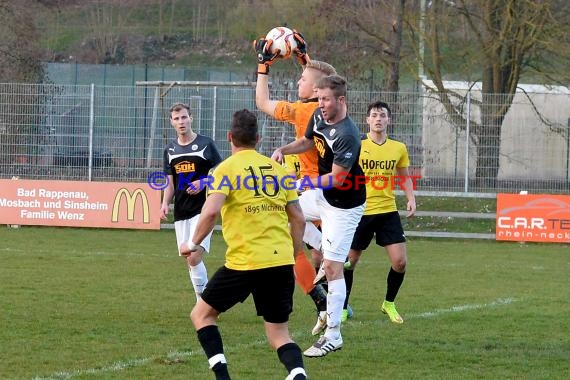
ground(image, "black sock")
xmin=309 ymin=284 xmax=327 ymax=311
xmin=343 ymin=267 xmax=354 ymax=309
xmin=211 ymin=362 xmax=231 ymax=380
xmin=386 ymin=267 xmax=405 ymax=302
xmin=277 ymin=342 xmax=306 ymax=379
xmin=196 ymin=325 xmax=231 ymax=380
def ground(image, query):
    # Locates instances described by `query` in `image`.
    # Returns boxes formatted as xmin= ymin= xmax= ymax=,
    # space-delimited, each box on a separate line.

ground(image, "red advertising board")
xmin=0 ymin=179 xmax=161 ymax=230
xmin=496 ymin=193 xmax=570 ymax=243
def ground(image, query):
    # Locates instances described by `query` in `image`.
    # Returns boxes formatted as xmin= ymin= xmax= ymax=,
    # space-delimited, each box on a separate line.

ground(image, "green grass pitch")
xmin=1 ymin=226 xmax=568 ymax=379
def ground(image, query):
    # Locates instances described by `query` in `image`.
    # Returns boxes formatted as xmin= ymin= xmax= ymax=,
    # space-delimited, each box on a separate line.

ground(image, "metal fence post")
xmin=567 ymin=117 xmax=570 ymax=183
xmin=88 ymin=83 xmax=95 ymax=181
xmin=146 ymin=87 xmax=160 ymax=168
xmin=464 ymin=91 xmax=471 ymax=192
xmin=212 ymin=86 xmax=217 ymax=141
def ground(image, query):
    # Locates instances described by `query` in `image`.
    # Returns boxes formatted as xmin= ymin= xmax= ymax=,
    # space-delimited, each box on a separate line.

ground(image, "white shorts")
xmin=174 ymin=214 xmax=212 ymax=255
xmin=299 ymin=189 xmax=365 ymax=263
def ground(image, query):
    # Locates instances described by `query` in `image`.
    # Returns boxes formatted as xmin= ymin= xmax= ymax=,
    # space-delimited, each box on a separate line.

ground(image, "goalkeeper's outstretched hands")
xmin=253 ymin=38 xmax=279 ymax=75
xmin=292 ymin=29 xmax=310 ymax=66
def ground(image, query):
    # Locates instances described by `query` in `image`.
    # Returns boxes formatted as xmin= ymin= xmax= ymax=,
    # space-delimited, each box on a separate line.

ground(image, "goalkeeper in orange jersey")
xmin=253 ymin=30 xmax=337 ymax=334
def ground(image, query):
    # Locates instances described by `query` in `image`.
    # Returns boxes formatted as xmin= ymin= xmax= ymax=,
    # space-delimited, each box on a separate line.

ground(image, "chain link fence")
xmin=44 ymin=62 xmax=250 ymax=86
xmin=0 ymin=80 xmax=568 ymax=194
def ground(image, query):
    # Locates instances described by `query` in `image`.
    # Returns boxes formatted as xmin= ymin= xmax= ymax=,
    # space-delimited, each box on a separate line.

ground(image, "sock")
xmin=343 ymin=267 xmax=354 ymax=309
xmin=293 ymin=254 xmax=317 ymax=294
xmin=326 ymin=278 xmax=346 ymax=329
xmin=277 ymin=342 xmax=306 ymax=379
xmin=190 ymin=261 xmax=208 ymax=299
xmin=308 ymin=284 xmax=327 ymax=312
xmin=324 ymin=324 xmax=341 ymax=341
xmin=385 ymin=267 xmax=405 ymax=302
xmin=196 ymin=325 xmax=230 ymax=380
xmin=211 ymin=361 xmax=231 ymax=380
xmin=288 ymin=368 xmax=308 ymax=379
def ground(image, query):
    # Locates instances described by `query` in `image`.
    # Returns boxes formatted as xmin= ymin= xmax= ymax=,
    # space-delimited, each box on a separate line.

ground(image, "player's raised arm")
xmin=253 ymin=37 xmax=280 ymax=115
xmin=271 ymin=137 xmax=315 ymax=163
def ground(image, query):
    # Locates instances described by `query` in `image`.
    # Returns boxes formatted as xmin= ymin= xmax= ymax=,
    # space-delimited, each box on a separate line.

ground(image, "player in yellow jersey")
xmin=183 ymin=109 xmax=307 ymax=380
xmin=254 ymin=32 xmax=337 ymax=333
xmin=344 ymin=101 xmax=416 ymax=324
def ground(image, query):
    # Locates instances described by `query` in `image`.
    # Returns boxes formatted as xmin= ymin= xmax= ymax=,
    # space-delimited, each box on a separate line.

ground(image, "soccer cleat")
xmin=313 ymin=261 xmax=326 ymax=285
xmin=341 ymin=304 xmax=354 ymax=322
xmin=381 ymin=301 xmax=403 ymax=324
xmin=303 ymin=335 xmax=343 ymax=357
xmin=311 ymin=310 xmax=327 ymax=336
xmin=285 ymin=368 xmax=307 ymax=380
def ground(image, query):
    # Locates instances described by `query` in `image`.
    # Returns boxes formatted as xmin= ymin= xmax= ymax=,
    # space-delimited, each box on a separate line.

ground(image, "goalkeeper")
xmin=253 ymin=30 xmax=336 ymax=335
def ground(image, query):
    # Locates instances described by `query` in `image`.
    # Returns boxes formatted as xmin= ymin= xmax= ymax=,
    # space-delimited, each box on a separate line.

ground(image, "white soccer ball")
xmin=265 ymin=26 xmax=298 ymax=59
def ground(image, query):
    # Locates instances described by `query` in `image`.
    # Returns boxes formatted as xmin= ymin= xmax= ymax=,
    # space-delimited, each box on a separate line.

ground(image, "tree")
xmin=0 ymin=1 xmax=51 ymax=166
xmin=84 ymin=0 xmax=135 ymax=63
xmin=420 ymin=0 xmax=570 ymax=187
xmin=316 ymin=0 xmax=411 ymax=92
xmin=0 ymin=0 xmax=45 ymax=82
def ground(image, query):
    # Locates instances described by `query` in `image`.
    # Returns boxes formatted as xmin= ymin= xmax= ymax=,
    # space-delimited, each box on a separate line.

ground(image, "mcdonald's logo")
xmin=111 ymin=188 xmax=150 ymax=223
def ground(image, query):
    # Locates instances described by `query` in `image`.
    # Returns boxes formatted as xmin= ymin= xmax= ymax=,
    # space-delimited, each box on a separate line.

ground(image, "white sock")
xmin=190 ymin=261 xmax=208 ymax=299
xmin=208 ymin=353 xmax=227 ymax=369
xmin=303 ymin=222 xmax=322 ymax=250
xmin=324 ymin=325 xmax=341 ymax=341
xmin=325 ymin=278 xmax=346 ymax=336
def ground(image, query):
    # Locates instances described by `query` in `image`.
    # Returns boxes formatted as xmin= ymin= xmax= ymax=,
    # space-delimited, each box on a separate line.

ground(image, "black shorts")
xmin=201 ymin=264 xmax=295 ymax=324
xmin=351 ymin=211 xmax=406 ymax=250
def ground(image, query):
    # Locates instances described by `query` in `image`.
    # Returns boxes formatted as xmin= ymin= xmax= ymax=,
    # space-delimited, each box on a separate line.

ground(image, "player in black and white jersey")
xmin=160 ymin=103 xmax=222 ymax=302
xmin=272 ymin=75 xmax=366 ymax=357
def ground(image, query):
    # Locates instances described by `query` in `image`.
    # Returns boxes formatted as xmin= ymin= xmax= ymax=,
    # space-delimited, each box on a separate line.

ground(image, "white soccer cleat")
xmin=303 ymin=335 xmax=343 ymax=357
xmin=311 ymin=310 xmax=327 ymax=336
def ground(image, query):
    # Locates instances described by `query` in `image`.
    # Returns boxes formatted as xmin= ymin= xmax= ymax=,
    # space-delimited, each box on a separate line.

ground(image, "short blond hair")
xmin=305 ymin=60 xmax=337 ymax=76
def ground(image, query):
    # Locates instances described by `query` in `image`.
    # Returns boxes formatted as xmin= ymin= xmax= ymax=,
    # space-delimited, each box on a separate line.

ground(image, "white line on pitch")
xmin=407 ymin=297 xmax=516 ymax=319
xmin=31 ymin=349 xmax=197 ymax=380
xmin=32 ymin=336 xmax=271 ymax=380
xmin=32 ymin=297 xmax=516 ymax=379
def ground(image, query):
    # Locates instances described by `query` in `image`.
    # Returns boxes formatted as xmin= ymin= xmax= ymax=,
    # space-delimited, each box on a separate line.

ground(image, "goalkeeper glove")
xmin=292 ymin=29 xmax=310 ymax=66
xmin=253 ymin=38 xmax=279 ymax=75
